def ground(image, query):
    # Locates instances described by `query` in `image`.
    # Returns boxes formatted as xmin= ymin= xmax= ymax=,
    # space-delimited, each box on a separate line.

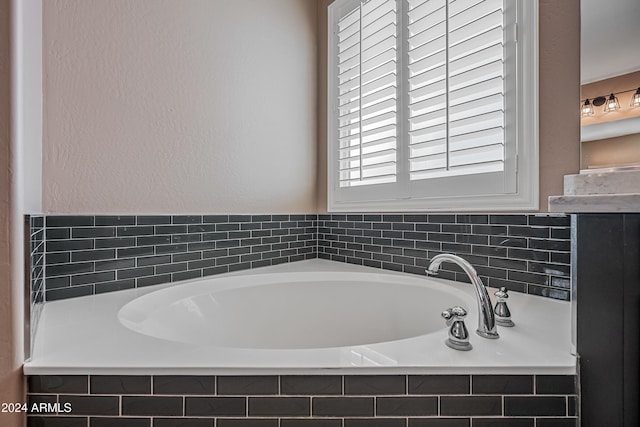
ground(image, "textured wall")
xmin=43 ymin=0 xmax=318 ymax=214
xmin=0 ymin=0 xmax=12 ymax=389
xmin=1 ymin=1 xmax=26 ymax=425
xmin=538 ymin=0 xmax=581 ymax=210
xmin=582 ymin=134 xmax=640 ymax=169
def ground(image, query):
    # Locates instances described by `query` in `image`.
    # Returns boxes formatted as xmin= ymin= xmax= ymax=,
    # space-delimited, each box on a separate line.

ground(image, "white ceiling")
xmin=581 ymin=0 xmax=640 ymax=84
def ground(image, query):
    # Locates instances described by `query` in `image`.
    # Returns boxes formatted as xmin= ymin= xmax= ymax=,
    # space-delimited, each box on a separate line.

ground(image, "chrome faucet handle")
xmin=441 ymin=306 xmax=472 ymax=351
xmin=494 ymin=287 xmax=514 ymax=327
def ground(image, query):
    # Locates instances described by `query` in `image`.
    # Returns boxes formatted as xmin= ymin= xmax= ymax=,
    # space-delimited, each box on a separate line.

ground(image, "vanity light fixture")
xmin=580 ymin=87 xmax=640 ymax=115
xmin=581 ymin=99 xmax=595 ymax=116
xmin=604 ymin=93 xmax=620 ymax=112
xmin=631 ymin=88 xmax=640 ymax=108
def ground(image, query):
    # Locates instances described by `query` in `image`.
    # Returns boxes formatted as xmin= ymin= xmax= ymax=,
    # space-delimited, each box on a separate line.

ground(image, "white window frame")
xmin=327 ymin=0 xmax=539 ymax=212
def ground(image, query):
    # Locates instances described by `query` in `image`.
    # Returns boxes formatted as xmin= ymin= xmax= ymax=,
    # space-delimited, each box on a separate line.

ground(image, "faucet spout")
xmin=427 ymin=254 xmax=499 ymax=339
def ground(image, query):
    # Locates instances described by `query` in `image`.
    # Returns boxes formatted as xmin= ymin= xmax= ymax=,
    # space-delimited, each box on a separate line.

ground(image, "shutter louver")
xmin=337 ymin=0 xmax=398 ymax=188
xmin=408 ymin=0 xmax=505 ymax=181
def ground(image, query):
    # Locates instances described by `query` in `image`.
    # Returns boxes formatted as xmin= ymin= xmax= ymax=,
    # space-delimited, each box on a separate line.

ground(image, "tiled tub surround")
xmin=43 ymin=215 xmax=318 ymax=301
xmin=26 ymin=242 xmax=577 ymax=425
xmin=28 ymin=215 xmax=45 ymax=359
xmin=27 ymin=374 xmax=578 ymax=427
xmin=317 ymin=214 xmax=571 ymax=301
xmin=40 ymin=214 xmax=571 ymax=302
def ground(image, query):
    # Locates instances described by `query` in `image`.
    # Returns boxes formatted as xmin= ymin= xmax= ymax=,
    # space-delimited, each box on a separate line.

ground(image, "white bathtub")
xmin=118 ymin=270 xmax=475 ymax=349
xmin=25 ymin=259 xmax=576 ymax=375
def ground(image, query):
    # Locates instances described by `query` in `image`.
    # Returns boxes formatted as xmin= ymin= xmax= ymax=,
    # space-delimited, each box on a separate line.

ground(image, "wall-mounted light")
xmin=631 ymin=88 xmax=640 ymax=108
xmin=580 ymin=87 xmax=640 ymax=115
xmin=604 ymin=93 xmax=620 ymax=112
xmin=581 ymin=99 xmax=594 ymax=116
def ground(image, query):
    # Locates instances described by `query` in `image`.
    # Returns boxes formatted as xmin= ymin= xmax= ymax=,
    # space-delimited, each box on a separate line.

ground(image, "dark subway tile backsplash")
xmin=408 ymin=375 xmax=470 ymax=395
xmin=471 ymin=375 xmax=534 ymax=395
xmin=344 ymin=375 xmax=405 ymax=395
xmin=312 ymin=397 xmax=374 ymax=417
xmin=217 ymin=376 xmax=279 ymax=396
xmin=90 ymin=375 xmax=151 ymax=394
xmin=36 ymin=213 xmax=570 ymax=302
xmin=318 ymin=214 xmax=571 ymax=301
xmin=153 ymin=375 xmax=215 ymax=395
xmin=46 ymin=215 xmax=95 ymax=227
xmin=121 ymin=396 xmax=184 ymax=416
xmin=280 ymin=376 xmax=342 ymax=396
xmin=42 ymin=215 xmax=318 ymax=300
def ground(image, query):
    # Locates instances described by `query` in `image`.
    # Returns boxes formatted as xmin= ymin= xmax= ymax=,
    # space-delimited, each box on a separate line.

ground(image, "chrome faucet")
xmin=427 ymin=254 xmax=499 ymax=339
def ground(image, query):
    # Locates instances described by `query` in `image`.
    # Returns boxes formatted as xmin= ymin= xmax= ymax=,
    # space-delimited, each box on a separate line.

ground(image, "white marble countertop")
xmin=25 ymin=260 xmax=576 ymax=376
xmin=549 ymin=193 xmax=640 ymax=212
xmin=548 ymin=169 xmax=640 ymax=212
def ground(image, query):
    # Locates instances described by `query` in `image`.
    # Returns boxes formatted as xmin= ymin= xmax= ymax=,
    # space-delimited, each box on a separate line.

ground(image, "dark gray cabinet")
xmin=575 ymin=214 xmax=640 ymax=426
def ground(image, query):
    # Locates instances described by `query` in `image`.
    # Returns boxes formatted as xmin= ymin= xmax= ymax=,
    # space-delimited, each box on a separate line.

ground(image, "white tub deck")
xmin=24 ymin=259 xmax=576 ymax=375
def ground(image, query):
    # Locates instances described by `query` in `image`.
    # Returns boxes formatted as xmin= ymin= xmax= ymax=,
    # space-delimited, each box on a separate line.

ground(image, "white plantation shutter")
xmin=408 ymin=0 xmax=506 ymax=180
xmin=337 ymin=0 xmax=398 ymax=189
xmin=328 ymin=0 xmax=537 ymax=211
xmin=407 ymin=0 xmax=448 ymax=180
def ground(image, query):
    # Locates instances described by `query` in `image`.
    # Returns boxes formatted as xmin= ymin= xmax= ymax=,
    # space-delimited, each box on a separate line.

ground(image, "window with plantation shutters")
xmin=328 ymin=0 xmax=539 ymax=211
